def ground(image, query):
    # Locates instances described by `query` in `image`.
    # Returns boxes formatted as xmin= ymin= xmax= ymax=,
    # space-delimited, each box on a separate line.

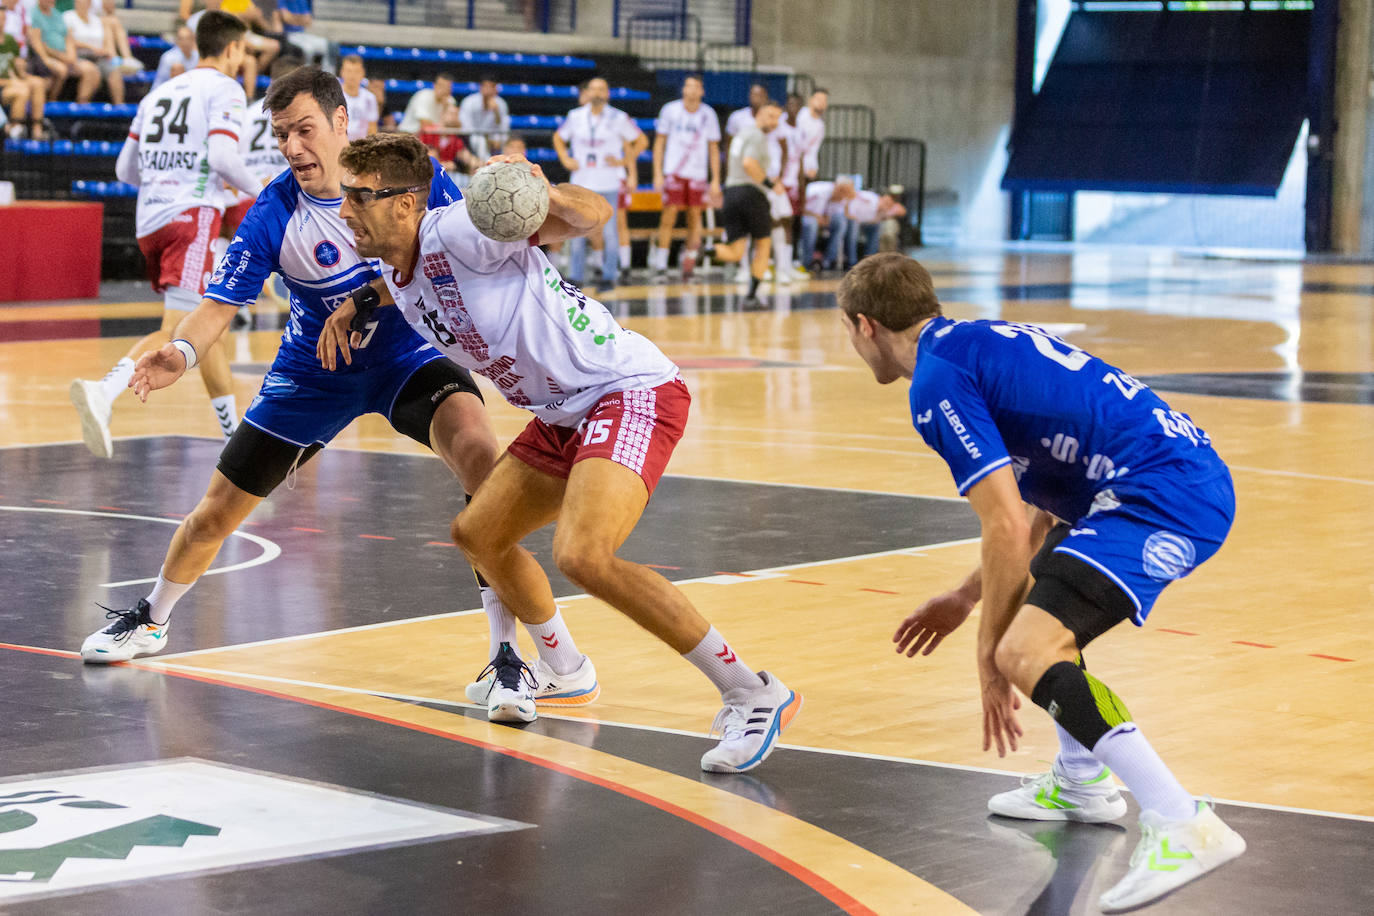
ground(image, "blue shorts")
xmin=1051 ymin=465 xmax=1235 ymax=625
xmin=243 ymin=347 xmax=446 ymax=447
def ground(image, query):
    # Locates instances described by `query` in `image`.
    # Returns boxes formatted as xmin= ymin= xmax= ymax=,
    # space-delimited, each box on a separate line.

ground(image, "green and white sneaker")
xmin=988 ymin=760 xmax=1128 ymax=822
xmin=1099 ymin=801 xmax=1246 ymax=912
xmin=80 ymin=599 xmax=170 ymax=663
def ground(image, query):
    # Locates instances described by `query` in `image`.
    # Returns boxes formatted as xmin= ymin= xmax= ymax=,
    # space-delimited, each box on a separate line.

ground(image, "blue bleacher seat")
xmin=45 ymin=102 xmax=138 ymax=119
xmin=72 ymin=180 xmax=138 ymax=198
xmin=372 ymin=79 xmax=648 ymax=101
xmin=343 ymin=45 xmax=594 ymax=70
xmin=128 ymin=35 xmax=171 ymax=51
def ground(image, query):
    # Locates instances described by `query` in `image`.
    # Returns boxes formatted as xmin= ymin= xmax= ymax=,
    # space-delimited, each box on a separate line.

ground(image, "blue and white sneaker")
xmin=700 ymin=671 xmax=801 ymax=774
xmin=471 ymin=642 xmax=538 ymax=723
xmin=464 ymin=653 xmax=600 ymax=708
xmin=80 ymin=599 xmax=170 ymax=663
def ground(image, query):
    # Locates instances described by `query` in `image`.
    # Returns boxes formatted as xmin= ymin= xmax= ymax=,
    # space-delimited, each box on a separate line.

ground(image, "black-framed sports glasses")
xmin=339 ymin=183 xmax=428 ymax=206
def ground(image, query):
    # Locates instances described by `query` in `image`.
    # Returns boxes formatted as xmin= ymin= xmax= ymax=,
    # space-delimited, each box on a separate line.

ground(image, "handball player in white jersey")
xmin=324 ymin=134 xmax=801 ymax=773
xmin=70 ymin=11 xmax=261 ymax=457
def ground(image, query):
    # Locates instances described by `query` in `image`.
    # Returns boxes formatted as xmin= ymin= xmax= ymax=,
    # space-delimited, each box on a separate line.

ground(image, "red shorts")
xmin=786 ymin=183 xmax=801 ymax=210
xmin=507 ymin=378 xmax=689 ymax=496
xmin=618 ymin=179 xmax=632 ymax=211
xmin=661 ymin=174 xmax=707 ymax=209
xmin=138 ymin=206 xmax=222 ymax=296
xmin=222 ymin=198 xmax=254 ymax=236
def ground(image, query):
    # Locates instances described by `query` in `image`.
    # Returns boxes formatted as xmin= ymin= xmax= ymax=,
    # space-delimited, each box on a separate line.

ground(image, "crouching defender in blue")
xmin=80 ymin=67 xmax=598 ymax=720
xmin=839 ymin=253 xmax=1245 ymax=913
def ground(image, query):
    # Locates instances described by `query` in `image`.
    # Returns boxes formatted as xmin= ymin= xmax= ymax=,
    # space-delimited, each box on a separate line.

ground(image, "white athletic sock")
xmin=619 ymin=244 xmax=631 ymax=270
xmin=653 ymin=246 xmax=669 ymax=270
xmin=1091 ymin=722 xmax=1196 ymax=820
xmin=1055 ymin=722 xmax=1105 ymax=781
xmin=523 ymin=607 xmax=582 ymax=675
xmin=683 ymin=626 xmax=765 ymax=696
xmin=97 ymin=357 xmax=136 ymax=404
xmin=210 ymin=395 xmax=237 ymax=438
xmin=481 ymin=587 xmax=518 ymax=660
xmin=145 ymin=569 xmax=192 ymax=625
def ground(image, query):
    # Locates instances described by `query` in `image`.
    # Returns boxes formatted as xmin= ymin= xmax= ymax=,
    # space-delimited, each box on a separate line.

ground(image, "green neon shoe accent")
xmin=1147 ymin=837 xmax=1194 ymax=872
xmin=1035 ymin=784 xmax=1076 ymax=810
xmin=1082 ymin=767 xmax=1113 ymax=786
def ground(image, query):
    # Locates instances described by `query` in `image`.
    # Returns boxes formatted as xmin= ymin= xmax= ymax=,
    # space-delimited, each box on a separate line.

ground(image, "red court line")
xmin=291 ymin=527 xmax=325 ymax=533
xmin=860 ymin=588 xmax=900 ymax=595
xmin=0 ymin=642 xmax=81 ymax=660
xmin=1309 ymin=653 xmax=1354 ymax=663
xmin=1232 ymin=641 xmax=1275 ymax=649
xmin=426 ymin=540 xmax=455 ymax=547
xmin=645 ymin=564 xmax=682 ymax=570
xmin=1157 ymin=628 xmax=1197 ymax=636
xmin=33 ymin=499 xmax=64 ymax=504
xmin=359 ymin=534 xmax=395 ymax=540
xmin=88 ymin=658 xmax=877 ymax=916
xmin=788 ymin=580 xmax=825 ymax=586
xmin=97 ymin=506 xmax=130 ymax=512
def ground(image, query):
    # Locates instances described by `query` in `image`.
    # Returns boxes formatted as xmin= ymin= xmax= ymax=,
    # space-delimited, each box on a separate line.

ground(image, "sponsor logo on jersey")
xmin=915 ymin=409 xmax=932 ymax=425
xmin=938 ymin=399 xmax=981 ymax=460
xmin=313 ymin=241 xmax=340 ymax=267
xmin=1142 ymin=531 xmax=1196 ymax=582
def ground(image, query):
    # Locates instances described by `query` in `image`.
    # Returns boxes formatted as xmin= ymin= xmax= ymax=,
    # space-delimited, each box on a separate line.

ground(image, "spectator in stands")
xmin=27 ymin=0 xmax=100 ymax=103
xmin=183 ymin=0 xmax=279 ymax=99
xmin=555 ymin=75 xmax=646 ymax=293
xmin=650 ymin=73 xmax=720 ymax=279
xmin=501 ymin=133 xmax=525 ymax=156
xmin=844 ymin=185 xmax=906 ymax=265
xmin=337 ymin=53 xmax=376 ymax=140
xmin=369 ymin=78 xmax=395 ymax=131
xmin=154 ymin=24 xmax=198 ymax=88
xmin=0 ymin=2 xmax=45 ymax=139
xmin=277 ymin=0 xmax=331 ymax=71
xmin=64 ymin=0 xmax=138 ymax=105
xmin=798 ymin=176 xmax=855 ymax=272
xmin=457 ymin=73 xmax=508 ymax=161
xmin=399 ymin=70 xmax=454 ymax=133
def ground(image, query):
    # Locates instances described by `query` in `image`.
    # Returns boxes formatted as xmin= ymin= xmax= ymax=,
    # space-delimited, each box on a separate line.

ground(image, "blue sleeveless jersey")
xmin=910 ymin=316 xmax=1228 ymax=521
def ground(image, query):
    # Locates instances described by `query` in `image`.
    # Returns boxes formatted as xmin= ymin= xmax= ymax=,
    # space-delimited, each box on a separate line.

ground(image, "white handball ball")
xmin=465 ymin=159 xmax=550 ymax=242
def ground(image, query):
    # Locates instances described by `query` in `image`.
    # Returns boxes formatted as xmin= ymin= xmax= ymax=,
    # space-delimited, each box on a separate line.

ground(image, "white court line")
xmin=144 ymin=660 xmax=1374 ymax=825
xmin=0 ymin=506 xmax=281 ymax=588
xmin=154 ymin=535 xmax=983 ymax=658
xmin=663 ymin=472 xmax=968 ymax=502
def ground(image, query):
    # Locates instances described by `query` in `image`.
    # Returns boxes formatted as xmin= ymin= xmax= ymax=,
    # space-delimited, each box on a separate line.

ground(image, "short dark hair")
xmin=196 ymin=10 xmax=247 ymax=59
xmin=750 ymin=81 xmax=768 ymax=92
xmin=269 ymin=56 xmax=305 ymax=80
xmin=813 ymin=87 xmax=830 ymax=96
xmin=478 ymin=73 xmax=498 ymax=85
xmin=837 ymin=253 xmax=941 ymax=332
xmin=684 ymin=73 xmax=704 ymax=87
xmin=339 ymin=53 xmax=364 ymax=69
xmin=339 ymin=132 xmax=433 ymax=188
xmin=434 ymin=72 xmax=455 ymax=84
xmin=264 ymin=64 xmax=346 ymax=120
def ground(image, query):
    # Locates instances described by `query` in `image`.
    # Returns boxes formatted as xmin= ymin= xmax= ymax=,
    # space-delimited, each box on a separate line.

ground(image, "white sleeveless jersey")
xmin=223 ymin=98 xmax=288 ymax=208
xmin=654 ymin=99 xmax=720 ymax=181
xmin=384 ymin=202 xmax=679 ymax=427
xmin=128 ymin=67 xmax=247 ymax=237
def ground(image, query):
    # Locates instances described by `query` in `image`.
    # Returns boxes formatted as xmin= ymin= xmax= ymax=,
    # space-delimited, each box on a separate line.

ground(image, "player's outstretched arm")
xmin=130 ymin=299 xmax=239 ymax=400
xmin=317 ymin=281 xmax=394 ymax=371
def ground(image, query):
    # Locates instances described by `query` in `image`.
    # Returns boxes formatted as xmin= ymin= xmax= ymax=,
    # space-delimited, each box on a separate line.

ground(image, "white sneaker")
xmin=775 ymin=265 xmax=796 ymax=285
xmin=81 ymin=599 xmax=170 ymax=663
xmin=464 ymin=654 xmax=600 ymax=708
xmin=700 ymin=671 xmax=802 ymax=774
xmin=988 ymin=759 xmax=1128 ymax=822
xmin=469 ymin=642 xmax=537 ymax=723
xmin=69 ymin=378 xmax=113 ymax=459
xmin=1098 ymin=801 xmax=1246 ymax=912
xmin=733 ymin=264 xmax=751 ymax=284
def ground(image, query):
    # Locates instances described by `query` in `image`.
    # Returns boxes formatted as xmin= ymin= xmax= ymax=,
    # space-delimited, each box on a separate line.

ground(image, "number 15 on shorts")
xmin=583 ymin=418 xmax=614 ymax=446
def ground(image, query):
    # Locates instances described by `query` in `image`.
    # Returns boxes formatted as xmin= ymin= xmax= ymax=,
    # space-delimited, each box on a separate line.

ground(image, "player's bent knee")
xmin=551 ymin=542 xmax=612 ymax=590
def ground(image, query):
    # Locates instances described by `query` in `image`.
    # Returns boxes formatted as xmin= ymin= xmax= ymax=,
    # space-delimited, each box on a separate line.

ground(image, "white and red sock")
xmin=683 ymin=626 xmax=764 ymax=695
xmin=523 ymin=607 xmax=582 ymax=675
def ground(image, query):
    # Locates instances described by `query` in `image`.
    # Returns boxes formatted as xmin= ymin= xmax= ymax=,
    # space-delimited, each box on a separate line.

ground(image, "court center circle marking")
xmin=0 ymin=505 xmax=281 ymax=588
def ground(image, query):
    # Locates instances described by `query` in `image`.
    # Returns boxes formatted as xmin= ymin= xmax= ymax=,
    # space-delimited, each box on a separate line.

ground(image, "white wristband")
xmin=171 ymin=338 xmax=198 ymax=370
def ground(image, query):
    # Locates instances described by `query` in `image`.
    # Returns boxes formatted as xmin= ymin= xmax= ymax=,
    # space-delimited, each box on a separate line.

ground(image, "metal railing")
xmin=817 ymin=104 xmax=877 ymax=185
xmin=876 ymin=137 xmax=927 ymax=246
xmin=121 ymin=0 xmax=577 ymax=32
xmin=625 ymin=12 xmax=702 ymax=70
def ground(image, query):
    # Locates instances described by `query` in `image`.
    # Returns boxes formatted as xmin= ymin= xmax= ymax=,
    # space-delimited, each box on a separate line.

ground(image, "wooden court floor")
xmin=1 ymin=247 xmax=1372 ymax=914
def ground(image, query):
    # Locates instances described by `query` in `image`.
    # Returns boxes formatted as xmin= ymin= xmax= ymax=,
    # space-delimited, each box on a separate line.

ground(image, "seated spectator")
xmin=64 ymin=0 xmax=137 ymax=104
xmin=501 ymin=133 xmax=525 ymax=157
xmin=154 ymin=24 xmax=197 ymax=88
xmin=184 ymin=0 xmax=278 ymax=98
xmin=370 ymin=79 xmax=396 ymax=131
xmin=798 ymin=176 xmax=856 ymax=271
xmin=93 ymin=0 xmax=140 ymax=75
xmin=0 ymin=7 xmax=45 ymax=138
xmin=277 ymin=0 xmax=330 ymax=70
xmin=337 ymin=53 xmax=375 ymax=140
xmin=844 ymin=185 xmax=907 ymax=265
xmin=457 ymin=73 xmax=508 ymax=160
xmin=26 ymin=0 xmax=99 ymax=102
xmin=398 ymin=70 xmax=453 ymax=133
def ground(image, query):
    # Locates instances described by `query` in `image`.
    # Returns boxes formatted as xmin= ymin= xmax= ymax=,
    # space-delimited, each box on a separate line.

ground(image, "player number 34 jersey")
xmin=383 ymin=202 xmax=679 ymax=427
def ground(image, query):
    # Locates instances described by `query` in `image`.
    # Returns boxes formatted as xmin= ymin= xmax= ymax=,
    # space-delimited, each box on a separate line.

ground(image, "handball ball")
xmin=466 ymin=159 xmax=550 ymax=242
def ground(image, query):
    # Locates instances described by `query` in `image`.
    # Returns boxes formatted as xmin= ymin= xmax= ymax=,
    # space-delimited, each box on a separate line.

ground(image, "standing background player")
xmin=709 ymin=101 xmax=781 ymax=304
xmin=554 ymin=76 xmax=646 ymax=293
xmin=70 ymin=11 xmax=261 ymax=458
xmin=839 ymin=253 xmax=1246 ymax=913
xmin=649 ymin=74 xmax=719 ymax=280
